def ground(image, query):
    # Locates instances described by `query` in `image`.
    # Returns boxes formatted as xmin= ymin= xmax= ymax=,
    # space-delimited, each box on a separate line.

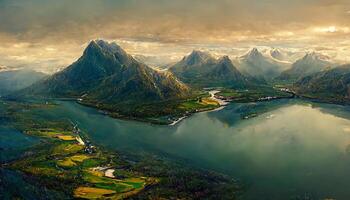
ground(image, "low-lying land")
xmin=7 ymin=106 xmax=155 ymax=199
xmin=79 ymin=91 xmax=221 ymax=125
xmin=79 ymin=86 xmax=294 ymax=125
xmin=1 ymin=100 xmax=242 ymax=199
xmin=216 ymin=86 xmax=293 ymax=103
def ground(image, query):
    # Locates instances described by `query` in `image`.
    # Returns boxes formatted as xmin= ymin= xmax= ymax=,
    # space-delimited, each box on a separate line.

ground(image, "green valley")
xmin=1 ymin=99 xmax=241 ymax=199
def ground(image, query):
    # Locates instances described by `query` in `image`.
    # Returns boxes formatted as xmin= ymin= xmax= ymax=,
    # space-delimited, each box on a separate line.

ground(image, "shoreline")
xmin=169 ymin=116 xmax=187 ymax=126
xmin=59 ymin=89 xmax=299 ymax=127
xmin=169 ymin=90 xmax=229 ymax=125
xmin=76 ymin=92 xmax=227 ymax=126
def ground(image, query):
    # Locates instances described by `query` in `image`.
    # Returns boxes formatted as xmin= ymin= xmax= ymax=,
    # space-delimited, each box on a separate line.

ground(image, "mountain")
xmin=0 ymin=69 xmax=47 ymax=96
xmin=269 ymin=48 xmax=285 ymax=61
xmin=25 ymin=40 xmax=190 ymax=104
xmin=236 ymin=48 xmax=290 ymax=80
xmin=133 ymin=54 xmax=175 ymax=69
xmin=169 ymin=50 xmax=248 ymax=88
xmin=263 ymin=48 xmax=302 ymax=63
xmin=278 ymin=52 xmax=333 ymax=81
xmin=294 ymin=64 xmax=350 ymax=103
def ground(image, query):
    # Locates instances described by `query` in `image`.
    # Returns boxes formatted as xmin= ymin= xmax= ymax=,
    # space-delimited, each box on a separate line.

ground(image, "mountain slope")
xmin=263 ymin=48 xmax=302 ymax=63
xmin=26 ymin=40 xmax=190 ymax=104
xmin=236 ymin=48 xmax=290 ymax=80
xmin=169 ymin=51 xmax=248 ymax=88
xmin=279 ymin=52 xmax=333 ymax=81
xmin=0 ymin=69 xmax=47 ymax=96
xmin=294 ymin=64 xmax=350 ymax=102
xmin=269 ymin=48 xmax=285 ymax=61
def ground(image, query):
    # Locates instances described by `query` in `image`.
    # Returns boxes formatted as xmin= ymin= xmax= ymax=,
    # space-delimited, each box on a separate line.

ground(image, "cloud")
xmin=0 ymin=0 xmax=350 ymax=72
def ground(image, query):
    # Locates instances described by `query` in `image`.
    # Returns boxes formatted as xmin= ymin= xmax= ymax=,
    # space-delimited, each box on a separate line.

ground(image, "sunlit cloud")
xmin=0 ymin=0 xmax=349 ymax=72
xmin=313 ymin=26 xmax=350 ymax=34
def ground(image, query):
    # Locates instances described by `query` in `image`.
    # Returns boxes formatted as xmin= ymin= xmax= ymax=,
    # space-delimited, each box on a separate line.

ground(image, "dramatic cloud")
xmin=0 ymin=0 xmax=349 ymax=72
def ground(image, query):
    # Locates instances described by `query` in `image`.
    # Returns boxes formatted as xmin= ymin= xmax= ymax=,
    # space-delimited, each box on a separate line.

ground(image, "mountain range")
xmin=263 ymin=48 xmax=302 ymax=63
xmin=169 ymin=50 xmax=248 ymax=88
xmin=25 ymin=40 xmax=191 ymax=105
xmin=294 ymin=64 xmax=350 ymax=103
xmin=278 ymin=52 xmax=333 ymax=81
xmin=0 ymin=69 xmax=47 ymax=96
xmin=7 ymin=40 xmax=349 ymax=108
xmin=235 ymin=48 xmax=290 ymax=80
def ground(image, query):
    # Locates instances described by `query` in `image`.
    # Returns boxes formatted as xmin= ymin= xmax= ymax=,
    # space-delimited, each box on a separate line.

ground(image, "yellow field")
xmin=71 ymin=154 xmax=90 ymax=162
xmin=57 ymin=135 xmax=76 ymax=141
xmin=57 ymin=154 xmax=91 ymax=167
xmin=74 ymin=187 xmax=116 ymax=199
xmin=57 ymin=158 xmax=77 ymax=167
xmin=200 ymin=98 xmax=220 ymax=106
xmin=52 ymin=143 xmax=84 ymax=155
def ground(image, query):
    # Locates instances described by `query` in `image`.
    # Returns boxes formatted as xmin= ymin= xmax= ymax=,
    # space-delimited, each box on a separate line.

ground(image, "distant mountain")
xmin=25 ymin=40 xmax=190 ymax=104
xmin=133 ymin=54 xmax=175 ymax=69
xmin=278 ymin=52 xmax=333 ymax=81
xmin=263 ymin=48 xmax=302 ymax=63
xmin=269 ymin=48 xmax=285 ymax=61
xmin=236 ymin=48 xmax=290 ymax=80
xmin=169 ymin=50 xmax=248 ymax=88
xmin=0 ymin=69 xmax=47 ymax=96
xmin=294 ymin=64 xmax=350 ymax=103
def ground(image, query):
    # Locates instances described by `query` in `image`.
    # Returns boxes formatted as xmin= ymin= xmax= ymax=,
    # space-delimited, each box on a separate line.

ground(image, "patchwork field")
xmin=6 ymin=102 xmax=156 ymax=199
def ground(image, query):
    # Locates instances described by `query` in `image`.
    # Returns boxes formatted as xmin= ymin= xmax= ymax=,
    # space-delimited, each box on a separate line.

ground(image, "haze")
xmin=0 ymin=0 xmax=349 ymax=73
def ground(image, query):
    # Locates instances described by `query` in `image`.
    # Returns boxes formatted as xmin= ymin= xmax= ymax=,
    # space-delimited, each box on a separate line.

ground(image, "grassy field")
xmin=177 ymin=98 xmax=219 ymax=111
xmin=57 ymin=135 xmax=76 ymax=141
xmin=57 ymin=154 xmax=91 ymax=167
xmin=80 ymin=91 xmax=220 ymax=125
xmin=217 ymin=86 xmax=293 ymax=103
xmin=4 ymin=101 xmax=155 ymax=200
xmin=52 ymin=142 xmax=84 ymax=155
xmin=3 ymin=99 xmax=241 ymax=199
xmin=74 ymin=187 xmax=116 ymax=199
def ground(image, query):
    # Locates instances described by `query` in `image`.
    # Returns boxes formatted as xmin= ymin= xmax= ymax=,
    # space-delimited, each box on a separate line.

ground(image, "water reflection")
xmin=55 ymin=100 xmax=350 ymax=199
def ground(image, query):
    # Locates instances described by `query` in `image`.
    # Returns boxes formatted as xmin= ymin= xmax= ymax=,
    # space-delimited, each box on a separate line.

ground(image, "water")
xmin=0 ymin=125 xmax=46 ymax=199
xmin=0 ymin=127 xmax=38 ymax=163
xmin=10 ymin=99 xmax=350 ymax=199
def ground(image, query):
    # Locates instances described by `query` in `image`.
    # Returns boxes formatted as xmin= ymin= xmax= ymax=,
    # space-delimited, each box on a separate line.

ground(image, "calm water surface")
xmin=41 ymin=100 xmax=350 ymax=199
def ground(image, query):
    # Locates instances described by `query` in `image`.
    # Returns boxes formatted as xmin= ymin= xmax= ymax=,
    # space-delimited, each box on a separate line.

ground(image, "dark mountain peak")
xmin=218 ymin=55 xmax=232 ymax=65
xmin=95 ymin=39 xmax=127 ymax=56
xmin=215 ymin=56 xmax=242 ymax=75
xmin=24 ymin=39 xmax=191 ymax=104
xmin=85 ymin=39 xmax=127 ymax=56
xmin=83 ymin=39 xmax=133 ymax=66
xmin=83 ymin=40 xmax=102 ymax=55
xmin=184 ymin=50 xmax=214 ymax=65
xmin=190 ymin=50 xmax=209 ymax=57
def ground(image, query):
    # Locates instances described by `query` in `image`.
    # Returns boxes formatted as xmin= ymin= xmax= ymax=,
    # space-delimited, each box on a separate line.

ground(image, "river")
xmin=4 ymin=99 xmax=350 ymax=199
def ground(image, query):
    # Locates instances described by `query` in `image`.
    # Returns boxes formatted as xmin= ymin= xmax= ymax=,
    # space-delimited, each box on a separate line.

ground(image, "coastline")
xmin=169 ymin=116 xmax=187 ymax=126
xmin=169 ymin=90 xmax=230 ymax=125
xmin=75 ymin=91 xmax=227 ymax=126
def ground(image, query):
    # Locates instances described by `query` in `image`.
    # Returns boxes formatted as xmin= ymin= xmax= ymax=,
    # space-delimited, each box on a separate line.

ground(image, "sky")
xmin=0 ymin=0 xmax=350 ymax=73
